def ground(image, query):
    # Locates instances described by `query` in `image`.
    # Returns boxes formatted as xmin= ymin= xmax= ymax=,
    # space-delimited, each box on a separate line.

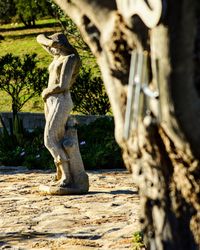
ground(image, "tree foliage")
xmin=78 ymin=117 xmax=124 ymax=169
xmin=0 ymin=0 xmax=53 ymax=26
xmin=71 ymin=66 xmax=110 ymax=115
xmin=14 ymin=0 xmax=51 ymax=27
xmin=47 ymin=0 xmax=91 ymax=57
xmin=0 ymin=53 xmax=48 ymax=117
xmin=0 ymin=0 xmax=15 ymax=24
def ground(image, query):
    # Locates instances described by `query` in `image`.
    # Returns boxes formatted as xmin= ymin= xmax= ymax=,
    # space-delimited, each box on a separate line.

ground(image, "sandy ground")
xmin=0 ymin=167 xmax=140 ymax=250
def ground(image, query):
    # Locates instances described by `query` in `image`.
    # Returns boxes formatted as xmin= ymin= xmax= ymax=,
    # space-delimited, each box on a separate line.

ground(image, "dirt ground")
xmin=0 ymin=167 xmax=140 ymax=250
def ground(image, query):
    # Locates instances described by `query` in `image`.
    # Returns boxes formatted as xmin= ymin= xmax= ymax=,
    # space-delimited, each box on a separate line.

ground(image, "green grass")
xmin=0 ymin=91 xmax=11 ymax=112
xmin=0 ymin=19 xmax=62 ymax=67
xmin=0 ymin=91 xmax=44 ymax=113
xmin=0 ymin=37 xmax=51 ymax=67
xmin=0 ymin=18 xmax=97 ymax=68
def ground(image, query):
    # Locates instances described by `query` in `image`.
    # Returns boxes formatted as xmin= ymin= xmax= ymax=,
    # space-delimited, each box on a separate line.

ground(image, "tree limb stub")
xmin=116 ymin=0 xmax=162 ymax=28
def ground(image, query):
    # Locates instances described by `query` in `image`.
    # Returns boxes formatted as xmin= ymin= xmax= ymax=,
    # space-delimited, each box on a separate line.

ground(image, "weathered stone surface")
xmin=0 ymin=169 xmax=140 ymax=249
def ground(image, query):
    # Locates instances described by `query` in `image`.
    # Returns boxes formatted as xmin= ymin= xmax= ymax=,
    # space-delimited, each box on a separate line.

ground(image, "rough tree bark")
xmin=53 ymin=0 xmax=200 ymax=249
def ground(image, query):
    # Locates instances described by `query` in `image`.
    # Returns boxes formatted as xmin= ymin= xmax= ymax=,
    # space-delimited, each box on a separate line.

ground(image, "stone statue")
xmin=37 ymin=33 xmax=89 ymax=195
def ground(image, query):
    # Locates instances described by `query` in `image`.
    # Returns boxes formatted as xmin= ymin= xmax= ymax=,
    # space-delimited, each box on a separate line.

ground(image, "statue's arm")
xmin=42 ymin=54 xmax=78 ymax=101
xmin=42 ymin=86 xmax=64 ymax=101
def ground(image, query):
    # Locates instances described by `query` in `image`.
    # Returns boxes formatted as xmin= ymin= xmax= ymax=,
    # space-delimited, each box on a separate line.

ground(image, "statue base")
xmin=39 ymin=183 xmax=89 ymax=195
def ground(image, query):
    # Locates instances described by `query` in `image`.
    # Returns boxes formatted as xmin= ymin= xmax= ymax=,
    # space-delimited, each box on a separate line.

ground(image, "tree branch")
xmin=54 ymin=0 xmax=116 ymax=30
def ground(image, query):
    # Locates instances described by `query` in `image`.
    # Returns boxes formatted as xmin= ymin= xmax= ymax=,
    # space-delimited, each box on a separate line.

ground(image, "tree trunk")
xmin=53 ymin=0 xmax=200 ymax=249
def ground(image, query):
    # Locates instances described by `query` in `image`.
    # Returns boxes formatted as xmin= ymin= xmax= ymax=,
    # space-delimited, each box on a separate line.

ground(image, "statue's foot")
xmin=39 ymin=172 xmax=89 ymax=195
xmin=39 ymin=184 xmax=88 ymax=195
xmin=59 ymin=178 xmax=73 ymax=188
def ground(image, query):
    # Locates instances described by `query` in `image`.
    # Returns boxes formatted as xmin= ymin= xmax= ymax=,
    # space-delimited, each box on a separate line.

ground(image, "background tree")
xmin=47 ymin=0 xmax=90 ymax=55
xmin=14 ymin=0 xmax=51 ymax=27
xmin=0 ymin=53 xmax=47 ymax=118
xmin=0 ymin=0 xmax=15 ymax=24
xmin=53 ymin=0 xmax=200 ymax=249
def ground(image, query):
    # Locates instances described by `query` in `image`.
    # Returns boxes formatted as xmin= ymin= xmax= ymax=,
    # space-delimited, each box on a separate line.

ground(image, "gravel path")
xmin=0 ymin=167 xmax=140 ymax=250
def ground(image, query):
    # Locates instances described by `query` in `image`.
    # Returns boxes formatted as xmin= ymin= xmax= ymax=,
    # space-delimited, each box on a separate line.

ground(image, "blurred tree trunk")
xmin=53 ymin=0 xmax=200 ymax=249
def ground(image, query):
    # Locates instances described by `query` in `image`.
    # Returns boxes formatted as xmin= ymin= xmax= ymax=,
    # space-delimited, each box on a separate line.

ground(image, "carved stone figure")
xmin=37 ymin=33 xmax=89 ymax=194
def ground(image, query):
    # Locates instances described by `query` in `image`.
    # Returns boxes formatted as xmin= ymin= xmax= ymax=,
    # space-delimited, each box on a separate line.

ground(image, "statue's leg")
xmin=44 ymin=103 xmax=63 ymax=182
xmin=54 ymin=156 xmax=72 ymax=187
xmin=44 ymin=94 xmax=73 ymax=187
xmin=54 ymin=159 xmax=63 ymax=181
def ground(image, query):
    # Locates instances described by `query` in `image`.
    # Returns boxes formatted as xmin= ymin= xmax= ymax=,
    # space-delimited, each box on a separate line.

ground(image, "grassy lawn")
xmin=0 ymin=19 xmax=62 ymax=67
xmin=0 ymin=91 xmax=44 ymax=113
xmin=0 ymin=19 xmax=97 ymax=113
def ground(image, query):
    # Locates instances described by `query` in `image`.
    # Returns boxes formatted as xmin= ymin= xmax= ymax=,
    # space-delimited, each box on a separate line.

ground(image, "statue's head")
xmin=37 ymin=33 xmax=73 ymax=56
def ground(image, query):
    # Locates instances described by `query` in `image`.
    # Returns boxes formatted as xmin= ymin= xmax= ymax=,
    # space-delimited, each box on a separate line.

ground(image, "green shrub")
xmin=0 ymin=53 xmax=48 ymax=118
xmin=0 ymin=0 xmax=16 ymax=24
xmin=0 ymin=116 xmax=124 ymax=170
xmin=0 ymin=114 xmax=25 ymax=165
xmin=77 ymin=117 xmax=124 ymax=169
xmin=71 ymin=66 xmax=111 ymax=115
xmin=21 ymin=128 xmax=54 ymax=170
xmin=0 ymin=124 xmax=54 ymax=169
